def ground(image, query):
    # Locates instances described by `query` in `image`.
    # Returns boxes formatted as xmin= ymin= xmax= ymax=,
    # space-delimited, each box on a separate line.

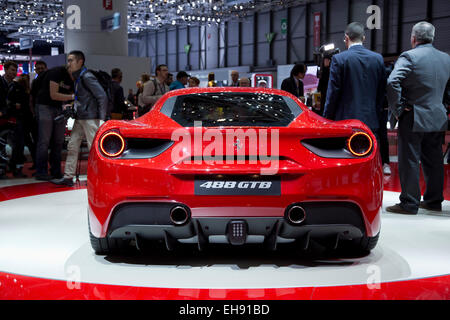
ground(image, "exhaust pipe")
xmin=287 ymin=205 xmax=306 ymax=225
xmin=170 ymin=206 xmax=189 ymax=225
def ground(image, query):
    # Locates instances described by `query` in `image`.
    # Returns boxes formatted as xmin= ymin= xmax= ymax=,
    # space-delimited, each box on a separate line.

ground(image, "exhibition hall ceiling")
xmin=0 ymin=0 xmax=317 ymax=43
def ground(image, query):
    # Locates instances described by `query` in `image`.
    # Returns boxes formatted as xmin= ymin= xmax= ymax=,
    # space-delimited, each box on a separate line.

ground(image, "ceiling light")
xmin=0 ymin=0 xmax=288 ymax=41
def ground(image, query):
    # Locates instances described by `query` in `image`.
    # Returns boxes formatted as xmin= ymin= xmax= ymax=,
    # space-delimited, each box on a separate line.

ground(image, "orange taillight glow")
xmin=99 ymin=131 xmax=126 ymax=157
xmin=347 ymin=132 xmax=373 ymax=157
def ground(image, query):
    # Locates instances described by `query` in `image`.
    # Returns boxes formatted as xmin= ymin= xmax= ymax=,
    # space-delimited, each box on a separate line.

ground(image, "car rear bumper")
xmin=89 ymin=200 xmax=372 ymax=249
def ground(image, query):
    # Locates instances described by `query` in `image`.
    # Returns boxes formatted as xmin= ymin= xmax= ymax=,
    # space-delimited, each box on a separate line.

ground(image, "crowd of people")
xmin=0 ymin=51 xmax=107 ymax=184
xmin=0 ymin=49 xmax=251 ymax=182
xmin=128 ymin=68 xmax=256 ymax=117
xmin=0 ymin=21 xmax=448 ymax=212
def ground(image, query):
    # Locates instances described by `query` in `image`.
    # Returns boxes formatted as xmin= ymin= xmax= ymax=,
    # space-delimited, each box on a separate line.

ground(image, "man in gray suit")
xmin=386 ymin=21 xmax=450 ymax=214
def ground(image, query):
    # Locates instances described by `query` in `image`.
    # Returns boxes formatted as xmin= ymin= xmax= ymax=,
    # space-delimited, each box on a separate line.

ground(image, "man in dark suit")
xmin=323 ymin=22 xmax=385 ymax=135
xmin=110 ymin=68 xmax=129 ymax=120
xmin=386 ymin=21 xmax=450 ymax=215
xmin=281 ymin=64 xmax=307 ymax=100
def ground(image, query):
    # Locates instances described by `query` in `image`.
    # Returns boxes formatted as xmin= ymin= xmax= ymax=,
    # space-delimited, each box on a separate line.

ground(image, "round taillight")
xmin=99 ymin=131 xmax=125 ymax=157
xmin=347 ymin=132 xmax=373 ymax=157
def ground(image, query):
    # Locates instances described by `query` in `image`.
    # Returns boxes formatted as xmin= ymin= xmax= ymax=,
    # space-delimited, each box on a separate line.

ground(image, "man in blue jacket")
xmin=323 ymin=22 xmax=385 ymax=136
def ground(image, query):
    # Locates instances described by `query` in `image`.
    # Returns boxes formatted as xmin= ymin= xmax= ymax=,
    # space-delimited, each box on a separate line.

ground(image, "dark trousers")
xmin=8 ymin=116 xmax=37 ymax=170
xmin=35 ymin=104 xmax=66 ymax=177
xmin=0 ymin=126 xmax=8 ymax=175
xmin=379 ymin=109 xmax=390 ymax=165
xmin=398 ymin=110 xmax=444 ymax=212
xmin=369 ymin=129 xmax=382 ymax=163
xmin=24 ymin=114 xmax=38 ymax=166
xmin=10 ymin=118 xmax=25 ymax=169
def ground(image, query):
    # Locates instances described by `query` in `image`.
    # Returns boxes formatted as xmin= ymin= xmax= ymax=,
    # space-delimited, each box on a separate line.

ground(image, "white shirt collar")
xmin=349 ymin=42 xmax=363 ymax=48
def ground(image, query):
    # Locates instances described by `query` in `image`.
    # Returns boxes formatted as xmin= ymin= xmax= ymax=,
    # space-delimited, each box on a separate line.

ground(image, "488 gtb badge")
xmin=195 ymin=177 xmax=281 ymax=195
xmin=199 ymin=181 xmax=272 ymax=189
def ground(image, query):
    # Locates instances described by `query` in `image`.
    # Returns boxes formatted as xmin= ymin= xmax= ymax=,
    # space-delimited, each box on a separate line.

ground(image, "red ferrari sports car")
xmin=87 ymin=87 xmax=382 ymax=255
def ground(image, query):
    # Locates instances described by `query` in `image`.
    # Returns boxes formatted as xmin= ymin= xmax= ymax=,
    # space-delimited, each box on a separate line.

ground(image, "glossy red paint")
xmin=87 ymin=87 xmax=382 ymax=240
xmin=2 ymin=163 xmax=448 ymax=202
xmin=1 ymin=271 xmax=450 ymax=300
xmin=0 ymin=181 xmax=86 ymax=202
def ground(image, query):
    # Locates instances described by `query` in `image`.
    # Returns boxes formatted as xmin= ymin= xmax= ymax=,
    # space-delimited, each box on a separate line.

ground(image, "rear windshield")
xmin=161 ymin=92 xmax=302 ymax=127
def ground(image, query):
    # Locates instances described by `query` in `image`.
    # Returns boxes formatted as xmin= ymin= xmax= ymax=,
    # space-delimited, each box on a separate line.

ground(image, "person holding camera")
xmin=316 ymin=57 xmax=331 ymax=116
xmin=34 ymin=65 xmax=74 ymax=181
xmin=51 ymin=50 xmax=108 ymax=187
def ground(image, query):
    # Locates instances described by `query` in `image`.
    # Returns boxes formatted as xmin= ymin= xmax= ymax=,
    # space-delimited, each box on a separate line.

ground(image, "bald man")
xmin=230 ymin=70 xmax=239 ymax=87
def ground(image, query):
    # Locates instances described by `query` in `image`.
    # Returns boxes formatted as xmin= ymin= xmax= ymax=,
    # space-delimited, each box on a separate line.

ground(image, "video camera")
xmin=320 ymin=43 xmax=340 ymax=59
xmin=54 ymin=103 xmax=76 ymax=121
xmin=314 ymin=43 xmax=340 ymax=68
xmin=314 ymin=43 xmax=340 ymax=79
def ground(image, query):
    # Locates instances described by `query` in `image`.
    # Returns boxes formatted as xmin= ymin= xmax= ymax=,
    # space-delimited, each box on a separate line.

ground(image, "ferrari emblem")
xmin=234 ymin=138 xmax=242 ymax=150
